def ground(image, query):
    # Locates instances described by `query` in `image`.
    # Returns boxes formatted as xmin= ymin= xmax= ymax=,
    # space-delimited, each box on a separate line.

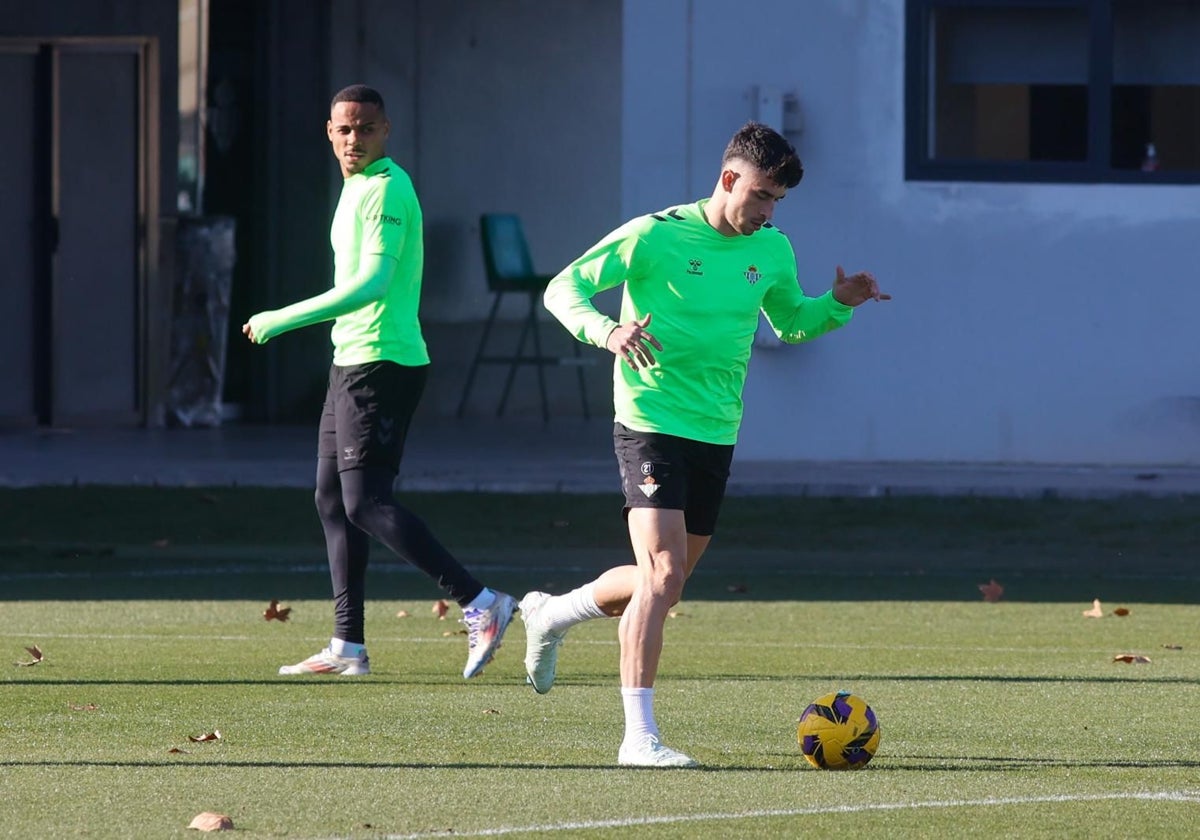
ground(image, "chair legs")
xmin=457 ymin=290 xmax=591 ymax=421
xmin=496 ymin=293 xmax=549 ymax=422
xmin=572 ymin=341 xmax=589 ymax=420
xmin=528 ymin=296 xmax=553 ymax=422
xmin=456 ymin=293 xmax=504 ymax=419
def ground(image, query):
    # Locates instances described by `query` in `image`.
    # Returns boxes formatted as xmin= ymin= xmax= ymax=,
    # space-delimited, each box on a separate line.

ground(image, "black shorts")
xmin=613 ymin=422 xmax=735 ymax=537
xmin=318 ymin=361 xmax=428 ymax=473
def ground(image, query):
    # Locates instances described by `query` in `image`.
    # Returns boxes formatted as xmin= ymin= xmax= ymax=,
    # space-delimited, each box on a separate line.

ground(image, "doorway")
xmin=0 ymin=39 xmax=150 ymax=427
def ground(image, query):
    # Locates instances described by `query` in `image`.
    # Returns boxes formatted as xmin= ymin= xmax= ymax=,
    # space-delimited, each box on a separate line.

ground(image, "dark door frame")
xmin=0 ymin=36 xmax=160 ymax=427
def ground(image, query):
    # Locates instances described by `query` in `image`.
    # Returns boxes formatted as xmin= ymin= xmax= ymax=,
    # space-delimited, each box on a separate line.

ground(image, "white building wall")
xmin=625 ymin=0 xmax=1200 ymax=465
xmin=329 ymin=0 xmax=623 ymax=324
xmin=328 ymin=0 xmax=1199 ymax=464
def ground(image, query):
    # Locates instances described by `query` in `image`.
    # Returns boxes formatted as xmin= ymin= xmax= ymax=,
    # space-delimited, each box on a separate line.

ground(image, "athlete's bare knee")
xmin=642 ymin=559 xmax=686 ymax=604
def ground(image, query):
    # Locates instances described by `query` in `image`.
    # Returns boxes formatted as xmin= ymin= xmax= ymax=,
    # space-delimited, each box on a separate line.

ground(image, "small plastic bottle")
xmin=1141 ymin=142 xmax=1160 ymax=172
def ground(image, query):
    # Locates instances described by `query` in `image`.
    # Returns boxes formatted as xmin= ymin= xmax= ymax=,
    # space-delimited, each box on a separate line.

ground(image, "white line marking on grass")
xmin=378 ymin=791 xmax=1200 ymax=839
xmin=0 ymin=631 xmax=262 ymax=642
xmin=0 ymin=630 xmax=570 ymax=647
xmin=0 ymin=630 xmax=1161 ymax=658
xmin=0 ymin=629 xmax=594 ymax=650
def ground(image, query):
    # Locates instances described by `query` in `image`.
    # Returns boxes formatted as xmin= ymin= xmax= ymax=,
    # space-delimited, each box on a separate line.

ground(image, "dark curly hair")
xmin=721 ymin=121 xmax=803 ymax=188
xmin=331 ymin=84 xmax=385 ymax=112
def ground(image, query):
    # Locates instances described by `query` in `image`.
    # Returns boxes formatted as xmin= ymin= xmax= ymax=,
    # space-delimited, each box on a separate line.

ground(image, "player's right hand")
xmin=606 ymin=313 xmax=662 ymax=370
xmin=242 ymin=313 xmax=270 ymax=345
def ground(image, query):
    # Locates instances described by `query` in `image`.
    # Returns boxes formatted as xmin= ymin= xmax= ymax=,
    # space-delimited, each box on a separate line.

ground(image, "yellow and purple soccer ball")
xmin=797 ymin=691 xmax=880 ymax=770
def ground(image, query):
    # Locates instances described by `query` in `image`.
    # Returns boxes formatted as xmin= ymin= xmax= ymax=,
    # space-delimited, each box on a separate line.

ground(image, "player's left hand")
xmin=832 ymin=265 xmax=890 ymax=307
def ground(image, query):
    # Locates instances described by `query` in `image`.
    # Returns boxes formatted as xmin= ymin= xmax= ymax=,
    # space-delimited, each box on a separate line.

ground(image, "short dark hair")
xmin=331 ymin=84 xmax=385 ymax=112
xmin=722 ymin=121 xmax=803 ymax=188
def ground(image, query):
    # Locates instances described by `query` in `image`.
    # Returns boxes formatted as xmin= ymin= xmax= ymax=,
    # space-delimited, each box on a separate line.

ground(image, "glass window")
xmin=907 ymin=0 xmax=1200 ymax=182
xmin=178 ymin=0 xmax=209 ymax=213
xmin=931 ymin=5 xmax=1090 ymax=163
xmin=1111 ymin=0 xmax=1200 ymax=171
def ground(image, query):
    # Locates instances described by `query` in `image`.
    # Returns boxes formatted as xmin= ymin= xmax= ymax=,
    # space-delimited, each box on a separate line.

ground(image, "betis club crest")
xmin=744 ymin=265 xmax=761 ymax=284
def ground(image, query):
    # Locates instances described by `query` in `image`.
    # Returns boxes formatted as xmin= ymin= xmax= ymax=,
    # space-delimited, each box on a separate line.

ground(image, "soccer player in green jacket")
xmin=522 ymin=121 xmax=889 ymax=767
xmin=243 ymin=85 xmax=515 ymax=679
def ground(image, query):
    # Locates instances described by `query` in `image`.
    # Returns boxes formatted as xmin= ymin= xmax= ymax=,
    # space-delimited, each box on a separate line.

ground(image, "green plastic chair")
xmin=456 ymin=214 xmax=590 ymax=421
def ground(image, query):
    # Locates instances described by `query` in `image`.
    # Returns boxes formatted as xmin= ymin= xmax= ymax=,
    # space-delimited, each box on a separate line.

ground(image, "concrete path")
xmin=3 ymin=418 xmax=1199 ymax=498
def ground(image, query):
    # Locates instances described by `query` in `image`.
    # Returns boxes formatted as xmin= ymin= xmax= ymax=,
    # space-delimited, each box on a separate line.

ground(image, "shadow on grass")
xmin=875 ymin=756 xmax=1200 ymax=771
xmin=0 ymin=759 xmax=792 ymax=771
xmin=676 ymin=673 xmax=1200 ymax=685
xmin=8 ymin=673 xmax=1200 ymax=688
xmin=3 ymin=490 xmax=1200 ymax=602
xmin=3 ymin=563 xmax=1200 ymax=604
xmin=1 ymin=677 xmax=514 ymax=687
xmin=3 ymin=756 xmax=1198 ymax=771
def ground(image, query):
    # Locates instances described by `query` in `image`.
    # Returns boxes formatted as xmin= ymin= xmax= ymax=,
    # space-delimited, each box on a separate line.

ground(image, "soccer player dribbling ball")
xmin=243 ymin=85 xmax=515 ymax=680
xmin=524 ymin=121 xmax=890 ymax=767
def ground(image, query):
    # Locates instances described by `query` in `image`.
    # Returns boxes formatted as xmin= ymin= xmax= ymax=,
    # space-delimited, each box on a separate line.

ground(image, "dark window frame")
xmin=905 ymin=0 xmax=1200 ymax=183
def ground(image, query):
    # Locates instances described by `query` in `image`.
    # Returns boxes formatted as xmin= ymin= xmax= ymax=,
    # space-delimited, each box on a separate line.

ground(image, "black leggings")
xmin=314 ymin=459 xmax=484 ymax=644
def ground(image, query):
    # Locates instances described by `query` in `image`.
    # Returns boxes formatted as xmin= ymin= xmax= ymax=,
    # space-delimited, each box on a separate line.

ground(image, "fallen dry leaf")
xmin=68 ymin=703 xmax=99 ymax=711
xmin=167 ymin=747 xmax=189 ymax=754
xmin=1082 ymin=599 xmax=1104 ymax=618
xmin=978 ymin=579 xmax=1004 ymax=603
xmin=396 ymin=610 xmax=410 ymax=618
xmin=1113 ymin=654 xmax=1152 ymax=664
xmin=187 ymin=730 xmax=222 ymax=742
xmin=262 ymin=600 xmax=291 ymax=622
xmin=1112 ymin=607 xmax=1130 ymax=617
xmin=442 ymin=629 xmax=468 ymax=637
xmin=1163 ymin=644 xmax=1183 ymax=650
xmin=433 ymin=599 xmax=449 ymax=620
xmin=668 ymin=610 xmax=684 ymax=618
xmin=14 ymin=645 xmax=44 ymax=666
xmin=187 ymin=812 xmax=234 ymax=832
xmin=483 ymin=708 xmax=501 ymax=715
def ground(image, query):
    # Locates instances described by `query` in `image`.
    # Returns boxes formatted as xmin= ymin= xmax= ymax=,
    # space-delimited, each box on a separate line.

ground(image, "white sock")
xmin=540 ymin=582 xmax=606 ymax=632
xmin=620 ymin=687 xmax=658 ymax=745
xmin=329 ymin=638 xmax=365 ymax=658
xmin=465 ymin=587 xmax=497 ymax=611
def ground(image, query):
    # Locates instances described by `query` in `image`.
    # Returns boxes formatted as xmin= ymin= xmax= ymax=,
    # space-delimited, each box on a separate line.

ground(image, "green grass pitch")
xmin=2 ymin=488 xmax=1199 ymax=838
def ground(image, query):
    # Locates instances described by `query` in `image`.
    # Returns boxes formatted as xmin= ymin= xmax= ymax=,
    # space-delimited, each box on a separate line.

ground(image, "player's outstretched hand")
xmin=606 ymin=313 xmax=662 ymax=370
xmin=832 ymin=265 xmax=891 ymax=307
xmin=242 ymin=312 xmax=271 ymax=345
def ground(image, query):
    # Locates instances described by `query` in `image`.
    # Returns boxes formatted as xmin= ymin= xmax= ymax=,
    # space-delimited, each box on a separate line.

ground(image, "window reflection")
xmin=178 ymin=0 xmax=208 ymax=213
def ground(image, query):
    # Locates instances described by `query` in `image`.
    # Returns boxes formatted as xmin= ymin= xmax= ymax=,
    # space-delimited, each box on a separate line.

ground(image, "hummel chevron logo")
xmin=650 ymin=208 xmax=686 ymax=222
xmin=377 ymin=417 xmax=395 ymax=445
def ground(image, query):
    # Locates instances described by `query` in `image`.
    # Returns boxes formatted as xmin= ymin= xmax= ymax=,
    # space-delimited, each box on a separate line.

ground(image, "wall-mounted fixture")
xmin=750 ymin=85 xmax=804 ymax=140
